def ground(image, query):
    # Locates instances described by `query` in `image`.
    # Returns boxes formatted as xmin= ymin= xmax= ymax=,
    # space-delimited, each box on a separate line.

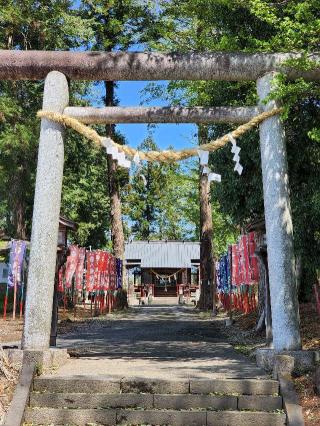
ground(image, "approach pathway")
xmin=54 ymin=305 xmax=267 ymax=380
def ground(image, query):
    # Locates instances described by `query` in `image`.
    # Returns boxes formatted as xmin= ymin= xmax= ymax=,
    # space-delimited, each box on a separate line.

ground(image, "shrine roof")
xmin=125 ymin=240 xmax=200 ymax=269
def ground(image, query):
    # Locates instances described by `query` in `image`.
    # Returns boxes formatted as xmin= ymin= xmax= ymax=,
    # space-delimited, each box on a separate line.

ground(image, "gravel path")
xmin=54 ymin=305 xmax=267 ymax=380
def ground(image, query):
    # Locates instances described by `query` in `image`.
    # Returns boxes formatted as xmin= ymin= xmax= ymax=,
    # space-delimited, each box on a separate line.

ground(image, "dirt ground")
xmin=0 ymin=317 xmax=24 ymax=345
xmin=0 ymin=305 xmax=96 ymax=345
xmin=0 ymin=349 xmax=19 ymax=425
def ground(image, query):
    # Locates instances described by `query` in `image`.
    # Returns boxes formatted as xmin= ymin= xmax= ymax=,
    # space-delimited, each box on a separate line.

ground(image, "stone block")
xmin=4 ymin=360 xmax=35 ymax=426
xmin=256 ymin=348 xmax=274 ymax=371
xmin=30 ymin=392 xmax=153 ymax=409
xmin=49 ymin=348 xmax=70 ymax=368
xmin=3 ymin=348 xmax=69 ymax=372
xmin=190 ymin=378 xmax=279 ymax=395
xmin=4 ymin=348 xmax=23 ymax=368
xmin=279 ymin=375 xmax=305 ymax=426
xmin=273 ymin=354 xmax=295 ymax=379
xmin=207 ymin=411 xmax=286 ymax=426
xmin=116 ymin=409 xmax=206 ymax=426
xmin=24 ymin=408 xmax=116 ymax=425
xmin=121 ymin=377 xmax=189 ymax=394
xmin=154 ymin=394 xmax=237 ymax=410
xmin=238 ymin=395 xmax=283 ymax=411
xmin=33 ymin=375 xmax=120 ymax=393
xmin=256 ymin=348 xmax=320 ymax=374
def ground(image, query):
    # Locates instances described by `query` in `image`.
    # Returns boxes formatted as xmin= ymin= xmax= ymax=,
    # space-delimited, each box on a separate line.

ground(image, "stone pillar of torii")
xmin=22 ymin=71 xmax=69 ymax=351
xmin=1 ymin=51 xmax=318 ymax=353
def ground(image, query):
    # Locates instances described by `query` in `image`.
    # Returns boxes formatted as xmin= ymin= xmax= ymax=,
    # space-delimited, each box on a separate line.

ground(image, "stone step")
xmin=151 ymin=296 xmax=179 ymax=305
xmin=33 ymin=376 xmax=279 ymax=395
xmin=189 ymin=378 xmax=279 ymax=395
xmin=30 ymin=392 xmax=282 ymax=411
xmin=24 ymin=407 xmax=286 ymax=426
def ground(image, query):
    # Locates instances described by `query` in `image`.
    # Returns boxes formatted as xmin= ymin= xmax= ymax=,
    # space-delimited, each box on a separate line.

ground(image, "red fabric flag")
xmin=65 ymin=245 xmax=79 ymax=288
xmin=239 ymin=235 xmax=250 ymax=285
xmin=101 ymin=252 xmax=109 ymax=290
xmin=231 ymin=244 xmax=240 ymax=286
xmin=86 ymin=251 xmax=96 ymax=292
xmin=58 ymin=266 xmax=64 ymax=293
xmin=248 ymin=232 xmax=260 ymax=283
xmin=94 ymin=251 xmax=102 ymax=291
xmin=75 ymin=247 xmax=86 ymax=290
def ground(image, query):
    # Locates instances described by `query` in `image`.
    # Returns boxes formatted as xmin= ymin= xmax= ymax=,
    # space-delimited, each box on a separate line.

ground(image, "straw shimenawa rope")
xmin=37 ymin=108 xmax=283 ymax=162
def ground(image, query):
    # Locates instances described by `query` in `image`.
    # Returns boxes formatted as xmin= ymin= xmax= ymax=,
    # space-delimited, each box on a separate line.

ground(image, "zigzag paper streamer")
xmin=208 ymin=172 xmax=222 ymax=183
xmin=202 ymin=166 xmax=211 ymax=175
xmin=133 ymin=152 xmax=141 ymax=166
xmin=197 ymin=149 xmax=209 ymax=166
xmin=102 ymin=137 xmax=131 ymax=169
xmin=228 ymin=134 xmax=243 ymax=175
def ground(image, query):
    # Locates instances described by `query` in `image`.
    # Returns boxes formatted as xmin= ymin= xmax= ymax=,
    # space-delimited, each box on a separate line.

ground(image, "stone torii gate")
xmin=1 ymin=50 xmax=319 ymax=354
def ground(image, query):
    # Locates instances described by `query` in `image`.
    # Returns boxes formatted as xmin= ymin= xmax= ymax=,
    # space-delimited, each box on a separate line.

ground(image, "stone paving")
xmin=54 ymin=304 xmax=267 ymax=380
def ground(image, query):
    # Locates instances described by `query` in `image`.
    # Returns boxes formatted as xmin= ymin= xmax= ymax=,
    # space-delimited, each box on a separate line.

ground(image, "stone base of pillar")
xmin=4 ymin=348 xmax=69 ymax=372
xmin=256 ymin=348 xmax=320 ymax=374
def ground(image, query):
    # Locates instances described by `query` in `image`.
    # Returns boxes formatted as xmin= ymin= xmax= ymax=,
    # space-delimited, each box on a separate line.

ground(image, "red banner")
xmin=75 ymin=247 xmax=86 ymax=290
xmin=86 ymin=251 xmax=96 ymax=292
xmin=248 ymin=232 xmax=259 ymax=283
xmin=65 ymin=245 xmax=79 ymax=288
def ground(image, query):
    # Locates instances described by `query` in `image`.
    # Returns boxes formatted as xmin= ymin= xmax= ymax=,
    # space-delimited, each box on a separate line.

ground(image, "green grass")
xmin=233 ymin=344 xmax=252 ymax=356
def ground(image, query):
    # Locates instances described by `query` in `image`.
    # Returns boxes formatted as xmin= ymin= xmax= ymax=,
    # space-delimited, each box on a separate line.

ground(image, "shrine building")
xmin=125 ymin=240 xmax=200 ymax=303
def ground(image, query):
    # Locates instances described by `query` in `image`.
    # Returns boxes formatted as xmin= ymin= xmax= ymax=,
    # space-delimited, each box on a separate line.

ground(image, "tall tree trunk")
xmin=104 ymin=80 xmax=124 ymax=259
xmin=14 ymin=199 xmax=27 ymax=240
xmin=10 ymin=167 xmax=27 ymax=240
xmin=198 ymin=125 xmax=215 ymax=312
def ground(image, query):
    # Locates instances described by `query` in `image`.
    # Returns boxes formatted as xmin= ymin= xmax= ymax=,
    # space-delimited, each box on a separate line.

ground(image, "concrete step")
xmin=150 ymin=296 xmax=179 ymax=305
xmin=30 ymin=391 xmax=283 ymax=411
xmin=24 ymin=407 xmax=286 ymax=426
xmin=33 ymin=376 xmax=279 ymax=395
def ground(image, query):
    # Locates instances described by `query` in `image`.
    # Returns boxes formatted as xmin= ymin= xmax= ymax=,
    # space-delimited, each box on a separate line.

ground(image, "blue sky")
xmin=75 ymin=39 xmax=197 ymax=150
xmin=90 ymin=80 xmax=197 ymax=151
xmin=117 ymin=81 xmax=197 ymax=150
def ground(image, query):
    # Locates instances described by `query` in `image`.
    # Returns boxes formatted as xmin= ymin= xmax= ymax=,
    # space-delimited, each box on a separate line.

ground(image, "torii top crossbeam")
xmin=0 ymin=50 xmax=319 ymax=81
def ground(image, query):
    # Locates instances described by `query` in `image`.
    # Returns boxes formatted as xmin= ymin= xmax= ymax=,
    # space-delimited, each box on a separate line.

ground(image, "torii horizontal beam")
xmin=0 ymin=50 xmax=319 ymax=81
xmin=63 ymin=106 xmax=260 ymax=124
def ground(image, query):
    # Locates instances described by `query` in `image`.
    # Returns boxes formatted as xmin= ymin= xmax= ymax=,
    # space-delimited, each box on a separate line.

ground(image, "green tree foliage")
xmin=80 ymin=0 xmax=159 ymax=51
xmin=123 ymin=136 xmax=197 ymax=240
xmin=123 ymin=135 xmax=237 ymax=251
xmin=78 ymin=0 xmax=161 ymax=255
xmin=0 ymin=0 xmax=93 ymax=239
xmin=61 ymin=128 xmax=111 ymax=248
xmin=0 ymin=1 xmax=114 ymax=247
xmin=146 ymin=0 xmax=320 ymax=297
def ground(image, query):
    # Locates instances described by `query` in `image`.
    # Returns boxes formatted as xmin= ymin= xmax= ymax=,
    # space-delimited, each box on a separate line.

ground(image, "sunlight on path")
xmin=54 ymin=305 xmax=267 ymax=380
